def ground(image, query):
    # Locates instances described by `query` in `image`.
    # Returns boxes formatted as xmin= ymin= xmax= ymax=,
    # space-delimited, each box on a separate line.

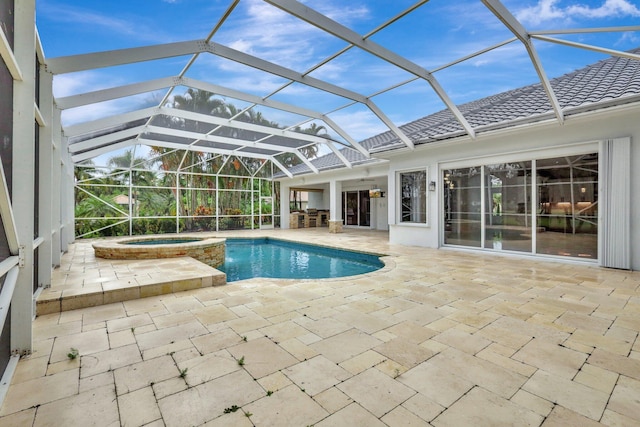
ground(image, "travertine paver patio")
xmin=1 ymin=228 xmax=639 ymax=426
xmin=36 ymin=242 xmax=226 ymax=315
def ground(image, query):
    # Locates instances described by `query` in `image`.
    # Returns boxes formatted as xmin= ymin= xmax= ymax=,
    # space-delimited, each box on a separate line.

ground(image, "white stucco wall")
xmin=278 ymin=104 xmax=640 ymax=268
xmin=307 ymin=187 xmax=328 ymax=209
xmin=373 ymin=196 xmax=389 ymax=230
xmin=385 ymin=104 xmax=640 ymax=269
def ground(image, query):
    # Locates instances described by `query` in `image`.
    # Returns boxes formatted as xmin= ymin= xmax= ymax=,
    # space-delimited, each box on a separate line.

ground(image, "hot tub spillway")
xmin=92 ymin=236 xmax=226 ymax=268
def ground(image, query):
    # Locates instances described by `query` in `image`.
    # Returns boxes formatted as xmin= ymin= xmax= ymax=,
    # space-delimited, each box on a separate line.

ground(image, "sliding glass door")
xmin=443 ymin=168 xmax=482 ymax=247
xmin=484 ymin=162 xmax=532 ymax=252
xmin=443 ymin=153 xmax=598 ymax=260
xmin=343 ymin=191 xmax=370 ymax=227
xmin=536 ymin=154 xmax=598 ymax=259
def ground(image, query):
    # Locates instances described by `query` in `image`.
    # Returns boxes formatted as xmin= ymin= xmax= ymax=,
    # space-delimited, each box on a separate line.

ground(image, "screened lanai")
xmin=35 ymin=0 xmax=640 ymax=238
xmin=2 ymin=0 xmax=640 ymax=411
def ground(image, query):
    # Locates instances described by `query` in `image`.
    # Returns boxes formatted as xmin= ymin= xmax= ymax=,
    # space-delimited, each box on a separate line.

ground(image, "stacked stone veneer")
xmin=328 ymin=220 xmax=343 ymax=233
xmin=93 ymin=237 xmax=226 ymax=268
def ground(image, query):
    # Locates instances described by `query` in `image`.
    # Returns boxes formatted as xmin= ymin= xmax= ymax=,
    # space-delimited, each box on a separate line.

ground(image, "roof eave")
xmin=274 ymin=157 xmax=387 ymax=180
xmin=371 ymin=96 xmax=640 ymax=160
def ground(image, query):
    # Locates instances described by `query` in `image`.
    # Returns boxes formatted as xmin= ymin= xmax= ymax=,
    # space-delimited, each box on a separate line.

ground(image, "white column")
xmin=280 ymin=182 xmax=290 ymax=228
xmin=328 ymin=180 xmax=343 ymax=233
xmin=37 ymin=69 xmax=54 ymax=287
xmin=68 ymin=147 xmax=76 ymax=244
xmin=11 ymin=0 xmax=36 ymax=352
xmin=59 ymin=157 xmax=68 ymax=252
xmin=61 ymin=143 xmax=75 ymax=248
xmin=387 ymin=171 xmax=396 ymax=225
xmin=329 ymin=179 xmax=342 ymax=221
xmin=51 ymin=107 xmax=62 ymax=266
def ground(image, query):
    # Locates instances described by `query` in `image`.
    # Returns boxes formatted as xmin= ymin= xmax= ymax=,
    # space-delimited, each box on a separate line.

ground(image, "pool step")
xmin=37 ymin=257 xmax=226 ymax=315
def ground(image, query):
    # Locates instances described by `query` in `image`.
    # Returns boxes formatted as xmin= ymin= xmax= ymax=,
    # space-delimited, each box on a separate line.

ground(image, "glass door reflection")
xmin=484 ymin=162 xmax=532 ymax=252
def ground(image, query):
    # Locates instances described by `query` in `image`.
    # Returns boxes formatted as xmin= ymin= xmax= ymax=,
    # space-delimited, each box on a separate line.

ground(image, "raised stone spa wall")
xmin=93 ymin=236 xmax=226 ymax=268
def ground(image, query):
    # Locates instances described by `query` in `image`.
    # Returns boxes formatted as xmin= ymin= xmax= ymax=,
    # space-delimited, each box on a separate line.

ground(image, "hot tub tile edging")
xmin=92 ymin=236 xmax=226 ymax=268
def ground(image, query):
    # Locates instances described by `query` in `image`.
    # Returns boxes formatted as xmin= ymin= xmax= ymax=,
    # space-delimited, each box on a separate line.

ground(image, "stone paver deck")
xmin=37 ymin=236 xmax=227 ymax=315
xmin=2 ymin=228 xmax=639 ymax=426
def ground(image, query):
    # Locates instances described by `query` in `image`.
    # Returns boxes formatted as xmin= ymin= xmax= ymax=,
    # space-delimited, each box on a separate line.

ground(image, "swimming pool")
xmin=219 ymin=238 xmax=384 ymax=282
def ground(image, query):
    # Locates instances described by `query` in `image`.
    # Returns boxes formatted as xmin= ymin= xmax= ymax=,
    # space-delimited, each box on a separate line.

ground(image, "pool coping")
xmin=39 ymin=231 xmax=394 ymax=315
xmin=223 ymin=236 xmax=388 ymax=258
xmin=92 ymin=235 xmax=226 ymax=268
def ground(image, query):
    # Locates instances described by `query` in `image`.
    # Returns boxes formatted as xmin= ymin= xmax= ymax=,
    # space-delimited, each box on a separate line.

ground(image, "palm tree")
xmin=145 ymin=90 xmax=316 ymax=229
xmin=150 ymin=89 xmax=225 ymax=180
xmin=106 ymin=149 xmax=154 ymax=184
xmin=275 ymin=122 xmax=325 ymax=167
xmin=299 ymin=122 xmax=326 ymax=159
xmin=107 ymin=149 xmax=136 ymax=168
xmin=106 ymin=149 xmax=157 ymax=217
xmin=173 ymin=88 xmax=227 ymax=115
xmin=173 ymin=88 xmax=230 ymax=135
xmin=74 ymin=160 xmax=99 ymax=205
xmin=304 ymin=122 xmax=327 ymax=136
xmin=74 ymin=159 xmax=96 ymax=181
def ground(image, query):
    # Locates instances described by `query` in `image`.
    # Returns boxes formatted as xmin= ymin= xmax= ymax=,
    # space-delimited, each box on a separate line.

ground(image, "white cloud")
xmin=203 ymin=0 xmax=386 ymax=119
xmin=61 ymin=92 xmax=156 ymax=127
xmin=38 ymin=2 xmax=175 ymax=45
xmin=309 ymin=2 xmax=370 ymax=25
xmin=216 ymin=0 xmax=372 ymax=71
xmin=53 ymin=74 xmax=88 ymax=99
xmin=305 ymin=59 xmax=348 ymax=82
xmin=567 ymin=0 xmax=640 ymax=18
xmin=468 ymin=43 xmax=530 ymax=68
xmin=54 ymin=72 xmax=161 ymax=126
xmin=516 ymin=0 xmax=640 ymax=26
xmin=53 ymin=71 xmax=121 ymax=98
xmin=61 ymin=101 xmax=128 ymax=127
xmin=327 ymin=109 xmax=388 ymax=141
xmin=615 ymin=31 xmax=640 ymax=45
xmin=216 ymin=0 xmax=319 ymax=68
xmin=515 ymin=0 xmax=566 ymax=25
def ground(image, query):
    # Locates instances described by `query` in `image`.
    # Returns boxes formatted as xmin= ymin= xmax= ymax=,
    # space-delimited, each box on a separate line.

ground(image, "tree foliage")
xmin=75 ymin=89 xmax=319 ymax=237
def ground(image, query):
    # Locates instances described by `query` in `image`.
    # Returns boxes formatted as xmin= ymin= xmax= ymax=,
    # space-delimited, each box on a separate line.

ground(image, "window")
xmin=399 ymin=169 xmax=427 ymax=224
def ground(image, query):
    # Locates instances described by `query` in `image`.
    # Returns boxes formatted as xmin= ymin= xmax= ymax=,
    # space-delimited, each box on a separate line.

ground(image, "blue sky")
xmin=36 ymin=0 xmax=640 ymax=144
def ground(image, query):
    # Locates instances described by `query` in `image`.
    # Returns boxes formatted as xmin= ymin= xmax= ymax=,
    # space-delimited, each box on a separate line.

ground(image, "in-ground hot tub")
xmin=92 ymin=235 xmax=226 ymax=268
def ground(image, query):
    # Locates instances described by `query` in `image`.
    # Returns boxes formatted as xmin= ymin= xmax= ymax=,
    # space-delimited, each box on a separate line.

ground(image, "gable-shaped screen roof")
xmin=36 ymin=0 xmax=640 ymax=177
xmin=279 ymin=48 xmax=640 ymax=176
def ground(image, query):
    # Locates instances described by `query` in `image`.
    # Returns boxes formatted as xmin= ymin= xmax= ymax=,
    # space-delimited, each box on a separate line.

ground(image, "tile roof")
xmin=279 ymin=48 xmax=640 ymax=177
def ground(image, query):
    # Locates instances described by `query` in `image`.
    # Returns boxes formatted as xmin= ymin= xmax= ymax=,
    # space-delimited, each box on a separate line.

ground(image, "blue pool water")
xmin=219 ymin=238 xmax=384 ymax=282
